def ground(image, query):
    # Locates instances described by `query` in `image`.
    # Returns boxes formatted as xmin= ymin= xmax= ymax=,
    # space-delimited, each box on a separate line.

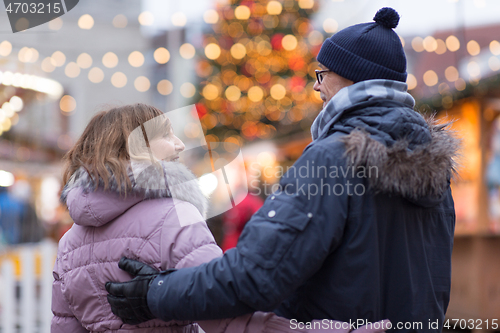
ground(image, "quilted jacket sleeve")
xmin=159 ymin=200 xmax=223 ymax=270
xmin=51 ymin=263 xmax=89 ymax=333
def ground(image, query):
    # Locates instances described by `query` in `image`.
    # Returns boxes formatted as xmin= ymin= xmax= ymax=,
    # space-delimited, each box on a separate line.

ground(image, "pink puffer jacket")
xmin=51 ymin=162 xmax=388 ymax=333
xmin=51 ymin=162 xmax=220 ymax=333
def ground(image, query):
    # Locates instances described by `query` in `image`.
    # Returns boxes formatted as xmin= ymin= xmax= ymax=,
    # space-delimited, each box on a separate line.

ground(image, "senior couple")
xmin=51 ymin=7 xmax=458 ymax=333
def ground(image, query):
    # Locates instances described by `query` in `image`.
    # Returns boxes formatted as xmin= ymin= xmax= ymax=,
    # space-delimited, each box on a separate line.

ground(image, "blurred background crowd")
xmin=1 ymin=0 xmax=500 ymax=330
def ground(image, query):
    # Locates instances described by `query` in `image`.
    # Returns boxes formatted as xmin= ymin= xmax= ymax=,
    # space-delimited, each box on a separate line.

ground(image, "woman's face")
xmin=149 ymin=127 xmax=185 ymax=161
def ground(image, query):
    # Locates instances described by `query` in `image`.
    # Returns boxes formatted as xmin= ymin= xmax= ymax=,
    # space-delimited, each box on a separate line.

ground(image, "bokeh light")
xmin=203 ymin=9 xmax=219 ymax=24
xmin=60 ymin=95 xmax=76 ymax=112
xmin=308 ymin=31 xmax=323 ymax=46
xmin=423 ymin=70 xmax=438 ymax=86
xmin=267 ymin=1 xmax=282 ymax=15
xmin=154 ymin=47 xmax=170 ymax=64
xmin=435 ymin=39 xmax=447 ymax=55
xmin=134 ymin=76 xmax=150 ymax=92
xmin=102 ymin=52 xmax=119 ymax=68
xmin=15 ymin=18 xmax=29 ymax=32
xmin=489 ymin=57 xmax=500 ymax=71
xmin=407 ymin=74 xmax=417 ymax=90
xmin=248 ymin=86 xmax=264 ymax=102
xmin=128 ymin=51 xmax=145 ymax=67
xmin=445 ymin=66 xmax=459 ymax=82
xmin=65 ymin=62 xmax=81 ymax=78
xmin=490 ymin=40 xmax=500 ymax=55
xmin=446 ymin=35 xmax=460 ymax=52
xmin=225 ymin=85 xmax=241 ymax=101
xmin=77 ymin=53 xmax=92 ymax=68
xmin=0 ymin=41 xmax=12 ymax=57
xmin=298 ymin=0 xmax=314 ymax=9
xmin=51 ymin=51 xmax=66 ymax=67
xmin=1 ymin=118 xmax=11 ymax=132
xmin=423 ymin=36 xmax=438 ymax=52
xmin=270 ymin=84 xmax=286 ymax=100
xmin=138 ymin=11 xmax=154 ymax=26
xmin=49 ymin=17 xmax=63 ymax=30
xmin=111 ymin=72 xmax=127 ymax=88
xmin=180 ymin=43 xmax=196 ymax=59
xmin=455 ymin=78 xmax=466 ymax=91
xmin=203 ymin=84 xmax=219 ymax=100
xmin=467 ymin=61 xmax=481 ymax=77
xmin=412 ymin=37 xmax=424 ymax=52
xmin=467 ymin=40 xmax=480 ymax=56
xmin=41 ymin=57 xmax=55 ymax=72
xmin=113 ymin=14 xmax=128 ymax=28
xmin=88 ymin=67 xmax=104 ymax=83
xmin=2 ymin=102 xmax=14 ymax=117
xmin=18 ymin=47 xmax=38 ymax=63
xmin=205 ymin=43 xmax=221 ymax=60
xmin=235 ymin=6 xmax=251 ymax=20
xmin=180 ymin=82 xmax=196 ymax=98
xmin=157 ymin=80 xmax=173 ymax=95
xmin=282 ymin=35 xmax=298 ymax=51
xmin=230 ymin=43 xmax=246 ymax=59
xmin=9 ymin=96 xmax=23 ymax=111
xmin=78 ymin=14 xmax=94 ymax=30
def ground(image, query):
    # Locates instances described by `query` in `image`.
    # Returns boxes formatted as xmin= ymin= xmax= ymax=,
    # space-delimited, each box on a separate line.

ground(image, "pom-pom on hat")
xmin=317 ymin=7 xmax=407 ymax=83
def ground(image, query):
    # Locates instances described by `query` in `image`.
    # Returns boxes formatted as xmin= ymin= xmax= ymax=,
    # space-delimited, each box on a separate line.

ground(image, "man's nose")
xmin=313 ymin=80 xmax=320 ymax=91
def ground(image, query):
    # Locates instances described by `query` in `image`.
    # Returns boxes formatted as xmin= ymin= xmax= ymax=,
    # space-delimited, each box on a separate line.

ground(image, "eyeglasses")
xmin=315 ymin=69 xmax=330 ymax=84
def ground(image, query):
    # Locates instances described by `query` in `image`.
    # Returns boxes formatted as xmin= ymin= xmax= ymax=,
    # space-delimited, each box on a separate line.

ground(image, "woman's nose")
xmin=175 ymin=136 xmax=185 ymax=152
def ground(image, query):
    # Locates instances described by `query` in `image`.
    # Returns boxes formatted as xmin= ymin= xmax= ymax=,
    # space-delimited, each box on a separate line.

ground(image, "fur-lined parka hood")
xmin=332 ymin=102 xmax=460 ymax=206
xmin=61 ymin=161 xmax=208 ymax=227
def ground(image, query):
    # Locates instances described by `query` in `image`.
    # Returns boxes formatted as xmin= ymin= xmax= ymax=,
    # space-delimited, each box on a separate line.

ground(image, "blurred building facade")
xmin=0 ymin=0 xmax=183 ymax=238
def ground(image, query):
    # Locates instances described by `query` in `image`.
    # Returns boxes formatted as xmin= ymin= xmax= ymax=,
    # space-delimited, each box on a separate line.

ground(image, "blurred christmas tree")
xmin=196 ymin=0 xmax=325 ymax=149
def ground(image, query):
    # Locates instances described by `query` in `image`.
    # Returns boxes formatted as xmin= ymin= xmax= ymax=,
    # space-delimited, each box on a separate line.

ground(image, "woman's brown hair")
xmin=62 ymin=103 xmax=170 ymax=192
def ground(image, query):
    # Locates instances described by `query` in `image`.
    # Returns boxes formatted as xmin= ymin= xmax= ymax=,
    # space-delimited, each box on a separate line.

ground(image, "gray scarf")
xmin=311 ymin=79 xmax=415 ymax=141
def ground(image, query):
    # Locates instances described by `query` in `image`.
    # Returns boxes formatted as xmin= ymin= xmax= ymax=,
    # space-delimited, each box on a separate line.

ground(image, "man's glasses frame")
xmin=315 ymin=69 xmax=330 ymax=84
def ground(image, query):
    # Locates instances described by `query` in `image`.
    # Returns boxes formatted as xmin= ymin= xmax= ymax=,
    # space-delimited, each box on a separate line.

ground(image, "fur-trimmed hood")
xmin=340 ymin=115 xmax=460 ymax=205
xmin=61 ymin=161 xmax=208 ymax=227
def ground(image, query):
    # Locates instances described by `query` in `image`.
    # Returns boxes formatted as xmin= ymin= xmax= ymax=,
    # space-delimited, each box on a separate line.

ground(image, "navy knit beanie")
xmin=317 ymin=7 xmax=407 ymax=83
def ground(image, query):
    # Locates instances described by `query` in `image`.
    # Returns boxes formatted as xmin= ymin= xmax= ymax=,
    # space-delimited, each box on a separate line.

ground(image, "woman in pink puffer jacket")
xmin=51 ymin=104 xmax=388 ymax=333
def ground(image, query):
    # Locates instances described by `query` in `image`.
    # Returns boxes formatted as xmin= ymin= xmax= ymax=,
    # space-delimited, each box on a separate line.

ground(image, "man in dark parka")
xmin=107 ymin=7 xmax=459 ymax=332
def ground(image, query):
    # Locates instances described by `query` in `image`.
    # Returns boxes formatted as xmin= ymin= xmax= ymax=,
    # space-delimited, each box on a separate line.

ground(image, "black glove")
xmin=105 ymin=257 xmax=175 ymax=325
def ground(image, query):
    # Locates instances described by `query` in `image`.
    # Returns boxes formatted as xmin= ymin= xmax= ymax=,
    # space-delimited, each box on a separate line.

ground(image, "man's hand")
xmin=105 ymin=257 xmax=175 ymax=325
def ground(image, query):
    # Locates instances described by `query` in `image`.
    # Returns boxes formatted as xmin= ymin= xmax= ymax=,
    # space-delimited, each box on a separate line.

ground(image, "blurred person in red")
xmin=221 ymin=162 xmax=263 ymax=251
xmin=221 ymin=163 xmax=264 ymax=252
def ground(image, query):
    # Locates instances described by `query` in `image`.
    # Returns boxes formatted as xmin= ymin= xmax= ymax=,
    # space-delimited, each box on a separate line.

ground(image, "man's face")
xmin=313 ymin=64 xmax=354 ymax=108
